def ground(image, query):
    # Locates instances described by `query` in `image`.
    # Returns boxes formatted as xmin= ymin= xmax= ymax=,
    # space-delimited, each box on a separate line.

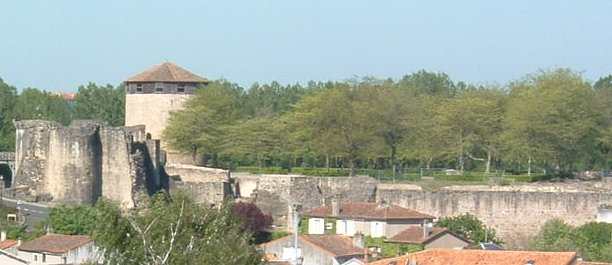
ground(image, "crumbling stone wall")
xmin=376 ymin=185 xmax=612 ymax=248
xmin=166 ymin=164 xmax=231 ymax=205
xmin=13 ymin=120 xmax=160 ymax=208
xmin=233 ymin=173 xmax=378 ymax=227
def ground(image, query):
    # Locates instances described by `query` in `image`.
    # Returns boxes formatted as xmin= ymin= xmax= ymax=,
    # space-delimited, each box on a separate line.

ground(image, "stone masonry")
xmin=376 ymin=184 xmax=612 ymax=248
xmin=12 ymin=120 xmax=161 ymax=208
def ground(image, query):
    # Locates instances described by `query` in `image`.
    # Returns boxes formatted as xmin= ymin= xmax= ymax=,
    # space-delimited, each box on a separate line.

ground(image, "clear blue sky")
xmin=1 ymin=0 xmax=611 ymax=91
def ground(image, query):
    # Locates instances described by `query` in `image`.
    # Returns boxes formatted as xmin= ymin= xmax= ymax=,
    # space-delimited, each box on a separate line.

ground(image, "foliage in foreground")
xmin=530 ymin=219 xmax=612 ymax=262
xmin=49 ymin=204 xmax=97 ymax=235
xmin=436 ymin=213 xmax=502 ymax=245
xmin=92 ymin=193 xmax=263 ymax=265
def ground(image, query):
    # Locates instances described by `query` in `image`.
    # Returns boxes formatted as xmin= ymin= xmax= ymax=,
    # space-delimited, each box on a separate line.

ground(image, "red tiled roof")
xmin=259 ymin=234 xmax=364 ymax=258
xmin=301 ymin=235 xmax=364 ymax=257
xmin=0 ymin=240 xmax=17 ymax=249
xmin=18 ymin=234 xmax=92 ymax=254
xmin=304 ymin=202 xmax=435 ymax=221
xmin=368 ymin=249 xmax=577 ymax=265
xmin=386 ymin=227 xmax=469 ymax=245
xmin=126 ymin=62 xmax=208 ymax=83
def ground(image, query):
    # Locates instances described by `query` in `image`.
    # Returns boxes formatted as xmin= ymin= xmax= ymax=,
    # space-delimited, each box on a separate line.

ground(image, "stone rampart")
xmin=233 ymin=173 xmax=378 ymax=227
xmin=166 ymin=164 xmax=231 ymax=205
xmin=12 ymin=120 xmax=160 ymax=208
xmin=376 ymin=184 xmax=612 ymax=248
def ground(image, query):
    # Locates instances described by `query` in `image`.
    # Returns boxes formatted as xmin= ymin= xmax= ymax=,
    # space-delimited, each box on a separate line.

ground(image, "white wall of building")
xmin=309 ymin=218 xmax=325 ymax=234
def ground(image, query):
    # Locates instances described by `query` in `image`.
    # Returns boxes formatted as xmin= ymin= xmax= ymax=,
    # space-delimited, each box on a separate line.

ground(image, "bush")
xmin=436 ymin=213 xmax=502 ymax=244
xmin=364 ymin=236 xmax=423 ymax=258
xmin=232 ymin=202 xmax=273 ymax=234
xmin=235 ymin=167 xmax=289 ymax=174
xmin=530 ymin=220 xmax=612 ymax=262
xmin=434 ymin=174 xmax=487 ymax=182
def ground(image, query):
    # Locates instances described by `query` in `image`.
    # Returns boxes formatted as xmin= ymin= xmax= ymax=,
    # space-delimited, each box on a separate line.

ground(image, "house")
xmin=0 ymin=249 xmax=29 ymax=265
xmin=303 ymin=201 xmax=435 ymax=238
xmin=17 ymin=234 xmax=98 ymax=264
xmin=0 ymin=239 xmax=19 ymax=255
xmin=368 ymin=249 xmax=578 ymax=265
xmin=259 ymin=234 xmax=366 ymax=265
xmin=385 ymin=226 xmax=470 ymax=250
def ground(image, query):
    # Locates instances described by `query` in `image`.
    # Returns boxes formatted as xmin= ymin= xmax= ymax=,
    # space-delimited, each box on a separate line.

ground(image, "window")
xmin=136 ymin=84 xmax=143 ymax=92
xmin=177 ymin=84 xmax=185 ymax=93
xmin=155 ymin=82 xmax=164 ymax=92
xmin=43 ymin=254 xmax=46 ymax=262
xmin=34 ymin=255 xmax=37 ymax=261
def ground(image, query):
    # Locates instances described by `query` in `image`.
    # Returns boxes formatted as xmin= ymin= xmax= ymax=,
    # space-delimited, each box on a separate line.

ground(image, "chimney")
xmin=353 ymin=233 xmax=364 ymax=248
xmin=331 ymin=196 xmax=340 ymax=217
xmin=0 ymin=231 xmax=5 ymax=241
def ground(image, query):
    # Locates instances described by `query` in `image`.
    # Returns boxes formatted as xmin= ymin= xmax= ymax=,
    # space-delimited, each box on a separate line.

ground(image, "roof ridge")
xmin=164 ymin=62 xmax=179 ymax=81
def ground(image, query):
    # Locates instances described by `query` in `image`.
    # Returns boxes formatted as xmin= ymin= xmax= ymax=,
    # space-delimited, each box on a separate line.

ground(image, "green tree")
xmin=74 ymin=83 xmax=125 ymax=126
xmin=575 ymin=222 xmax=612 ymax=262
xmin=594 ymin=75 xmax=612 ymax=170
xmin=48 ymin=205 xmax=97 ymax=235
xmin=290 ymin=84 xmax=377 ymax=175
xmin=0 ymin=78 xmax=17 ymax=151
xmin=163 ymin=80 xmax=243 ymax=163
xmin=530 ymin=220 xmax=612 ymax=262
xmin=436 ymin=213 xmax=501 ymax=244
xmin=503 ymin=69 xmax=598 ymax=172
xmin=435 ymin=88 xmax=505 ymax=172
xmin=365 ymin=84 xmax=416 ymax=176
xmin=529 ymin=219 xmax=576 ymax=252
xmin=14 ymin=88 xmax=72 ymax=125
xmin=220 ymin=116 xmax=290 ymax=168
xmin=92 ymin=193 xmax=262 ymax=265
xmin=397 ymin=70 xmax=457 ymax=97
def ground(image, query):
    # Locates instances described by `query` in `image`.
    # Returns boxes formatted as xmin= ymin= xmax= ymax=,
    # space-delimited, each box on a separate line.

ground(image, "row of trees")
xmin=164 ymin=69 xmax=612 ymax=175
xmin=2 ymin=69 xmax=611 ymax=175
xmin=0 ymin=80 xmax=124 ymax=151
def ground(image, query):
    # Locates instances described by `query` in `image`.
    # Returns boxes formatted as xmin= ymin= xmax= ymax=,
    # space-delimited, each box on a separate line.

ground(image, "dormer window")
xmin=177 ymin=84 xmax=185 ymax=93
xmin=136 ymin=84 xmax=143 ymax=92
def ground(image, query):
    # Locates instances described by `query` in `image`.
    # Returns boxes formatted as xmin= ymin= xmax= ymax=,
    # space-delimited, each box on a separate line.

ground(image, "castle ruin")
xmin=10 ymin=62 xmax=230 ymax=207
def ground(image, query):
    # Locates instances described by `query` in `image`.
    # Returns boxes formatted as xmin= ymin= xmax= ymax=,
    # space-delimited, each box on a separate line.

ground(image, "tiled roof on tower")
xmin=126 ymin=62 xmax=208 ymax=83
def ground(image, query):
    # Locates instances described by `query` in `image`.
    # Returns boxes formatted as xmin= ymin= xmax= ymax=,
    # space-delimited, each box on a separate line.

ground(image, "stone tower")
xmin=125 ymin=62 xmax=208 ymax=163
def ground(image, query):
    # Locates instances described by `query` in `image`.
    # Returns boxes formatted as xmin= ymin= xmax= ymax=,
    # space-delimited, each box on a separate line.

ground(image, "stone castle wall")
xmin=376 ymin=185 xmax=612 ymax=248
xmin=166 ymin=164 xmax=231 ymax=205
xmin=13 ymin=120 xmax=160 ymax=208
xmin=233 ymin=173 xmax=378 ymax=227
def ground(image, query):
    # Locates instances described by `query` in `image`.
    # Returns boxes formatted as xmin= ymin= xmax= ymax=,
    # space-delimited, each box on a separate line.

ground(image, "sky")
xmin=1 ymin=0 xmax=611 ymax=91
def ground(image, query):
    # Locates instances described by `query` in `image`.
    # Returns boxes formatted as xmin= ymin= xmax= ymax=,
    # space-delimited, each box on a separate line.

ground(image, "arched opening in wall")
xmin=0 ymin=164 xmax=12 ymax=188
xmin=146 ymin=133 xmax=152 ymax=140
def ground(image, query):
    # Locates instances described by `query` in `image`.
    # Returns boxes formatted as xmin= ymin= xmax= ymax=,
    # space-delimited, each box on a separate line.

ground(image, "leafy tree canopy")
xmin=436 ymin=213 xmax=502 ymax=244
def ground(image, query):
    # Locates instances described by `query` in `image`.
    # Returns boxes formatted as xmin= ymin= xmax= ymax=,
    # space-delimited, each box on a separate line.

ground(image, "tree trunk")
xmin=325 ymin=154 xmax=330 ymax=170
xmin=390 ymin=145 xmax=397 ymax=177
xmin=458 ymin=131 xmax=464 ymax=172
xmin=527 ymin=156 xmax=532 ymax=176
xmin=348 ymin=159 xmax=356 ymax=177
xmin=485 ymin=150 xmax=492 ymax=174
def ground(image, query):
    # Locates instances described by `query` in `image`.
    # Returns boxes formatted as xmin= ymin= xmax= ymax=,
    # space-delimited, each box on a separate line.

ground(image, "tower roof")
xmin=126 ymin=62 xmax=208 ymax=83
